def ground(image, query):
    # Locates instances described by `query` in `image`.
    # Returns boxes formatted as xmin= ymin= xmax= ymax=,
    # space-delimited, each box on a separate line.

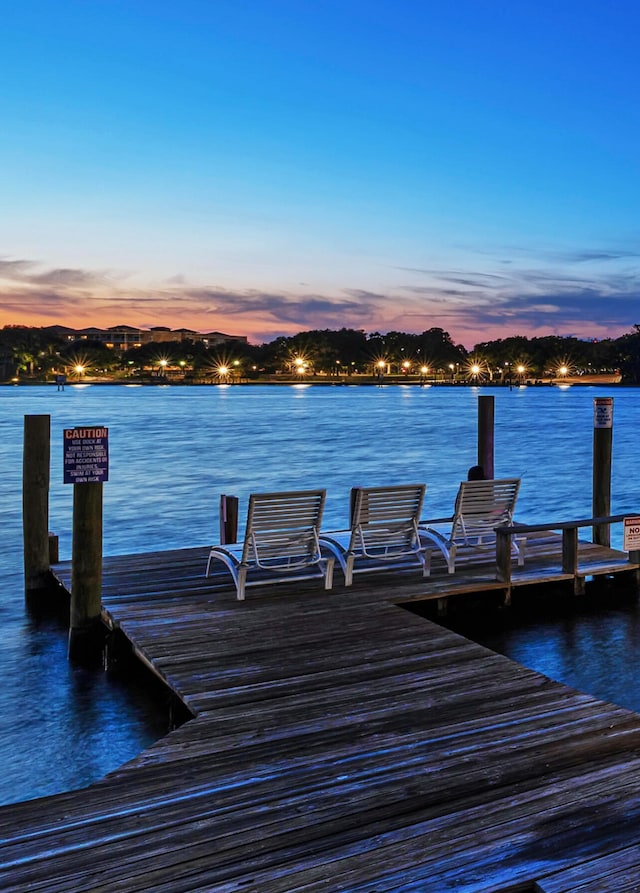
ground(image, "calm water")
xmin=2 ymin=382 xmax=640 ymax=805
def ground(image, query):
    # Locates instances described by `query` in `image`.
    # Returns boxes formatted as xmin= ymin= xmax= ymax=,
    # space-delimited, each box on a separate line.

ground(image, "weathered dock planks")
xmin=2 ymin=535 xmax=640 ymax=891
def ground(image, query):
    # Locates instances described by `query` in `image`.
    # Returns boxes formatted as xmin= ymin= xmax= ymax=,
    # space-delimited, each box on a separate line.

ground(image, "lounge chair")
xmin=419 ymin=478 xmax=525 ymax=573
xmin=206 ymin=489 xmax=334 ymax=600
xmin=319 ymin=484 xmax=429 ymax=586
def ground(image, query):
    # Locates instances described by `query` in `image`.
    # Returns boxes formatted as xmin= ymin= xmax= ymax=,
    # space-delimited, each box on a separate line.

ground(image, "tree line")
xmin=2 ymin=324 xmax=640 ymax=382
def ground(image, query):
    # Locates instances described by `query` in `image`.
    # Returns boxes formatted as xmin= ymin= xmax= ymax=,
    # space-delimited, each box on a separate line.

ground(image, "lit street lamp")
xmin=294 ymin=358 xmax=308 ymax=380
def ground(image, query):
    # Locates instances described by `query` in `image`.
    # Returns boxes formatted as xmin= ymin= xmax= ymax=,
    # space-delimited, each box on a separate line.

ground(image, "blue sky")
xmin=1 ymin=0 xmax=639 ymax=346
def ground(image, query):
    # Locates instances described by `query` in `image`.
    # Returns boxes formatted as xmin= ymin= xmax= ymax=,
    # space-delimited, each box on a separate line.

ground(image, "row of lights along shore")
xmin=64 ymin=357 xmax=573 ymax=382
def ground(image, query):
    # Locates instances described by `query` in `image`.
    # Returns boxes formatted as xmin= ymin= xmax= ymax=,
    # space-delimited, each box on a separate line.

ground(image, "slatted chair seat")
xmin=319 ymin=484 xmax=429 ymax=586
xmin=419 ymin=477 xmax=525 ymax=573
xmin=206 ymin=489 xmax=334 ymax=600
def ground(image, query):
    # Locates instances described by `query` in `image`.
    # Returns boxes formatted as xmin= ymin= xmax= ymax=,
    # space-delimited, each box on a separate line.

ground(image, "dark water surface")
xmin=2 ymin=382 xmax=640 ymax=805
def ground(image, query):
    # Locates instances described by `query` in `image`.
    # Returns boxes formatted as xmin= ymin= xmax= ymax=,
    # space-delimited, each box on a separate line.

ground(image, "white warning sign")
xmin=623 ymin=517 xmax=640 ymax=552
xmin=593 ymin=397 xmax=613 ymax=429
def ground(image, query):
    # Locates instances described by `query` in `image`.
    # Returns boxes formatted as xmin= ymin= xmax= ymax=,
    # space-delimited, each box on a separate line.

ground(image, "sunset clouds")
xmin=1 ymin=247 xmax=637 ymax=347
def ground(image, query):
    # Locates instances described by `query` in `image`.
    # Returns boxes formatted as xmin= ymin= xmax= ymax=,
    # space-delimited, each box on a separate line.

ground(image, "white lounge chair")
xmin=206 ymin=489 xmax=334 ymax=600
xmin=319 ymin=484 xmax=429 ymax=586
xmin=419 ymin=478 xmax=525 ymax=573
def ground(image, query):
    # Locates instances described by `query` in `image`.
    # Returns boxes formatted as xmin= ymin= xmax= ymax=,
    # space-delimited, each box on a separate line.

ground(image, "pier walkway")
xmin=3 ymin=535 xmax=640 ymax=891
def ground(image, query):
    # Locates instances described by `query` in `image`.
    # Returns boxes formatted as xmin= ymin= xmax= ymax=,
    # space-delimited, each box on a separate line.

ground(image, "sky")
xmin=1 ymin=0 xmax=639 ymax=348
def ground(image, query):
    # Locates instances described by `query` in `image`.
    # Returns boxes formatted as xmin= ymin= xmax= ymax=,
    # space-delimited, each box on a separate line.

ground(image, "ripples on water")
xmin=2 ymin=382 xmax=640 ymax=804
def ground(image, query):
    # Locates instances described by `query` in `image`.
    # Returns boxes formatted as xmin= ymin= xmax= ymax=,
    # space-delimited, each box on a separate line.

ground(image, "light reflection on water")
xmin=2 ymin=382 xmax=640 ymax=804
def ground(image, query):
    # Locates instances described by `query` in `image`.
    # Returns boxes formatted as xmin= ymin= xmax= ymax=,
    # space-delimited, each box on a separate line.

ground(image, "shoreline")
xmin=0 ymin=373 xmax=624 ymax=388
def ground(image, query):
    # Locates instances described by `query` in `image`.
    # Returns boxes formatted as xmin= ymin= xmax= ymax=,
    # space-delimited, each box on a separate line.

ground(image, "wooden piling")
xmin=48 ymin=533 xmax=59 ymax=565
xmin=593 ymin=397 xmax=613 ymax=547
xmin=69 ymin=481 xmax=104 ymax=663
xmin=23 ymin=414 xmax=52 ymax=597
xmin=219 ymin=494 xmax=239 ymax=545
xmin=477 ymin=395 xmax=495 ymax=479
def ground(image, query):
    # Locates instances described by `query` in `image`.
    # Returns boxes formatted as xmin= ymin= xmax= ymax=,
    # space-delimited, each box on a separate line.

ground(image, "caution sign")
xmin=63 ymin=427 xmax=109 ymax=484
xmin=593 ymin=397 xmax=613 ymax=428
xmin=623 ymin=517 xmax=640 ymax=552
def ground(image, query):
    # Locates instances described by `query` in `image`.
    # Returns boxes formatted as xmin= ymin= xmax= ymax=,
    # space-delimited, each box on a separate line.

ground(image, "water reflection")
xmin=428 ymin=584 xmax=640 ymax=714
xmin=0 ymin=603 xmax=173 ymax=805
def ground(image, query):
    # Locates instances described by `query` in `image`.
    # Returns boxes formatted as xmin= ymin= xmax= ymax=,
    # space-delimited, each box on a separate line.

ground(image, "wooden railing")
xmin=495 ymin=513 xmax=640 ymax=585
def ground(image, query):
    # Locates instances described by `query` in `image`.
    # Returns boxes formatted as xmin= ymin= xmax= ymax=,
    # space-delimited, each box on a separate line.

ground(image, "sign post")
xmin=593 ymin=398 xmax=613 ymax=547
xmin=65 ymin=426 xmax=109 ymax=663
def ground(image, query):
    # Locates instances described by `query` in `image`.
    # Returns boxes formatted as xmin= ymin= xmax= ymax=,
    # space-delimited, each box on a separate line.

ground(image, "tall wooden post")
xmin=219 ymin=494 xmax=239 ymax=544
xmin=69 ymin=481 xmax=104 ymax=663
xmin=593 ymin=397 xmax=613 ymax=546
xmin=478 ymin=395 xmax=495 ymax=479
xmin=23 ymin=414 xmax=52 ymax=597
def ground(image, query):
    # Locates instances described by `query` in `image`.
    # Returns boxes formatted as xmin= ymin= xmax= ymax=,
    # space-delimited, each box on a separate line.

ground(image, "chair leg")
xmin=345 ymin=555 xmax=355 ymax=587
xmin=237 ymin=567 xmax=247 ymax=601
xmin=447 ymin=544 xmax=456 ymax=574
xmin=324 ymin=557 xmax=335 ymax=590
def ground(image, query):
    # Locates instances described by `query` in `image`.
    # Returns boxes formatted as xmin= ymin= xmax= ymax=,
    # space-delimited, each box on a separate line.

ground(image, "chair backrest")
xmin=241 ymin=489 xmax=326 ymax=569
xmin=451 ymin=478 xmax=520 ymax=543
xmin=350 ymin=484 xmax=426 ymax=555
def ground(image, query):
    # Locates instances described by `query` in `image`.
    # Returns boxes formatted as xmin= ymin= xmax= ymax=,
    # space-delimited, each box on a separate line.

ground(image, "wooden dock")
xmin=3 ymin=534 xmax=640 ymax=891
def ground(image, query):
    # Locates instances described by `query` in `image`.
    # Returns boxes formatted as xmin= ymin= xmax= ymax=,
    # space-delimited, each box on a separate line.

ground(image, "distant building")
xmin=42 ymin=324 xmax=247 ymax=348
xmin=150 ymin=326 xmax=247 ymax=345
xmin=202 ymin=331 xmax=248 ymax=346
